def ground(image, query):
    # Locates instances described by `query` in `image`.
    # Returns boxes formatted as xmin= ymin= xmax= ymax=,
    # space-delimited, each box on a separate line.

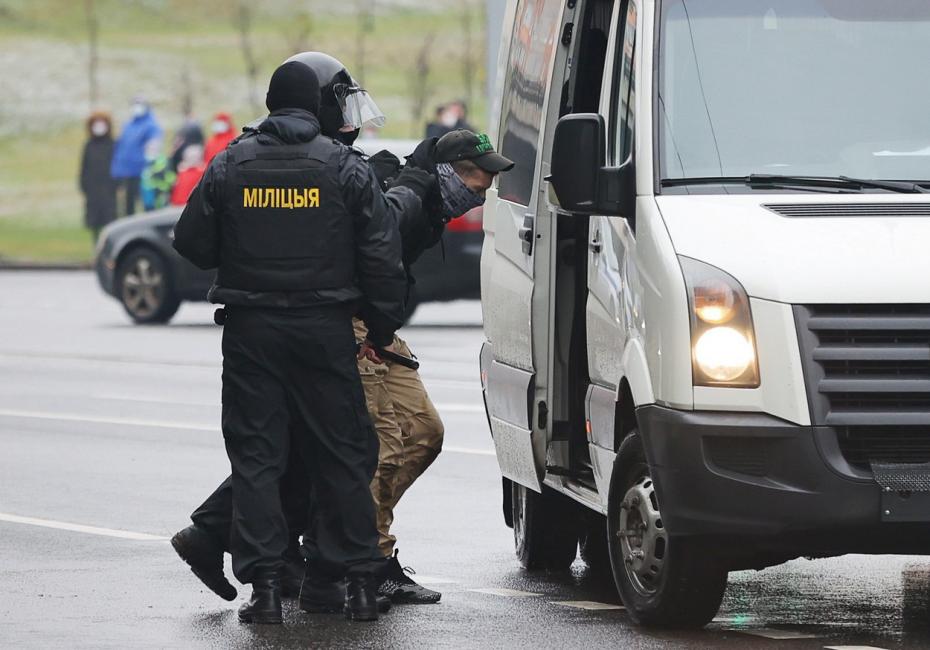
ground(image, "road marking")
xmin=407 ymin=575 xmax=458 ymax=585
xmin=444 ymin=445 xmax=495 ymax=457
xmin=0 ymin=513 xmax=167 ymax=541
xmin=0 ymin=409 xmax=497 ymax=457
xmin=824 ymin=647 xmax=890 ymax=650
xmin=736 ymin=629 xmax=819 ymax=640
xmin=469 ymin=588 xmax=541 ymax=598
xmin=550 ymin=601 xmax=624 ymax=611
xmin=0 ymin=408 xmax=216 ymax=431
xmin=94 ymin=393 xmax=216 ymax=407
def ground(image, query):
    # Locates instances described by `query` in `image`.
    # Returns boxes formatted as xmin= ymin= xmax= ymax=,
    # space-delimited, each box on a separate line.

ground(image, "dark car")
xmin=95 ymin=207 xmax=213 ymax=324
xmin=94 ymin=197 xmax=482 ymax=324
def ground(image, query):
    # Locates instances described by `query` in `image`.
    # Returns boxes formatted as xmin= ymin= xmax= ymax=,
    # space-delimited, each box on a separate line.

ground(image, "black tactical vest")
xmin=216 ymin=134 xmax=355 ymax=293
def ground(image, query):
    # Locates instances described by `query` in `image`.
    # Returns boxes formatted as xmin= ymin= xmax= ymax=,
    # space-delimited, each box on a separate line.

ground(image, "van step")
xmin=546 ymin=465 xmax=594 ymax=482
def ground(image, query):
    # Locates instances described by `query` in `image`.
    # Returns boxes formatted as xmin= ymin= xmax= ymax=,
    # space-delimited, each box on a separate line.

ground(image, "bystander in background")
xmin=79 ymin=111 xmax=117 ymax=242
xmin=170 ymin=144 xmax=205 ymax=206
xmin=425 ymin=100 xmax=474 ymax=139
xmin=169 ymin=112 xmax=204 ymax=172
xmin=204 ymin=113 xmax=236 ymax=164
xmin=111 ymin=96 xmax=163 ymax=216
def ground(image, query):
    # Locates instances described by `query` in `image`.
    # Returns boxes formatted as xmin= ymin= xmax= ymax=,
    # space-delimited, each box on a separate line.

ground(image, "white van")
xmin=479 ymin=0 xmax=930 ymax=628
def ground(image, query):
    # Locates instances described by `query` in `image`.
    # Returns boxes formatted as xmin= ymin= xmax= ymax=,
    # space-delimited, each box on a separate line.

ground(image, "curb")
xmin=0 ymin=262 xmax=92 ymax=271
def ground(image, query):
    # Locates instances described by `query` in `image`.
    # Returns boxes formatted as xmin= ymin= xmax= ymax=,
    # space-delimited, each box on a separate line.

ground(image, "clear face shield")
xmin=333 ymin=83 xmax=386 ymax=130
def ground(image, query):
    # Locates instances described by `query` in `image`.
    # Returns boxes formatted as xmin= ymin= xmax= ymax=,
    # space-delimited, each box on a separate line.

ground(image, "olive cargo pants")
xmin=354 ymin=319 xmax=445 ymax=556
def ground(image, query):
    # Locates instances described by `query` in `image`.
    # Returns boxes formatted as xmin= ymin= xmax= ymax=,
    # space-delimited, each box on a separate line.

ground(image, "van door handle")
xmin=519 ymin=214 xmax=534 ymax=255
xmin=589 ymin=233 xmax=602 ymax=254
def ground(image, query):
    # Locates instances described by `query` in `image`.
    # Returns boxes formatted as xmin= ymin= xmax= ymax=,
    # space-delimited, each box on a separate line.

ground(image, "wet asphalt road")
xmin=3 ymin=271 xmax=930 ymax=649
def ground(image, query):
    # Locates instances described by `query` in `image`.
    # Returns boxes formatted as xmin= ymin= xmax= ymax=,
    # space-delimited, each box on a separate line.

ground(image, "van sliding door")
xmin=481 ymin=0 xmax=567 ymax=492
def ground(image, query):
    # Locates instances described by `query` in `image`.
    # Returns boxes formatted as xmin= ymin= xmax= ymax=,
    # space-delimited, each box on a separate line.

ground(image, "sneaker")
xmin=376 ymin=550 xmax=441 ymax=604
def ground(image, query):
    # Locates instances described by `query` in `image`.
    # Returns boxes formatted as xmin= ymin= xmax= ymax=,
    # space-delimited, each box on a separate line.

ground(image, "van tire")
xmin=608 ymin=432 xmax=727 ymax=628
xmin=512 ymin=482 xmax=578 ymax=570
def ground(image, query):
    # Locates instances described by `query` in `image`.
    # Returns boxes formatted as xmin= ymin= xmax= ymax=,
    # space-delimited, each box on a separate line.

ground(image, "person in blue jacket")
xmin=110 ymin=97 xmax=162 ymax=216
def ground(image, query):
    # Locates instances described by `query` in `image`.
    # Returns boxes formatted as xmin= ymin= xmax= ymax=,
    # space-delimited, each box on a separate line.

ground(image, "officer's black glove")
xmin=390 ymin=167 xmax=436 ymax=203
xmin=368 ymin=150 xmax=402 ymax=189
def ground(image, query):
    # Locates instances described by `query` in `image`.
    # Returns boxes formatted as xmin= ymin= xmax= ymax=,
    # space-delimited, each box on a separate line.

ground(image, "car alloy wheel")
xmin=121 ymin=254 xmax=165 ymax=319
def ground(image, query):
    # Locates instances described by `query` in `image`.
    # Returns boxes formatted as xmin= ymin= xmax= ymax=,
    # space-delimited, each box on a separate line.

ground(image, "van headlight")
xmin=680 ymin=257 xmax=759 ymax=388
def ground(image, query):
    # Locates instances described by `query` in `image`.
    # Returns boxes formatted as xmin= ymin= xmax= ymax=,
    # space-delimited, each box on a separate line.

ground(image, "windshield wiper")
xmin=662 ymin=174 xmax=930 ymax=194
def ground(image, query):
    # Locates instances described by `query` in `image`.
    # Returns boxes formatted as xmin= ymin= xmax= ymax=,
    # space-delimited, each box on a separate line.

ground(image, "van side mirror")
xmin=549 ymin=113 xmax=635 ymax=221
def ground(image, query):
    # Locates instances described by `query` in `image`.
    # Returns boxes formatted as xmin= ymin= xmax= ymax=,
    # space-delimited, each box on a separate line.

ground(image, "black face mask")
xmin=335 ymin=129 xmax=360 ymax=146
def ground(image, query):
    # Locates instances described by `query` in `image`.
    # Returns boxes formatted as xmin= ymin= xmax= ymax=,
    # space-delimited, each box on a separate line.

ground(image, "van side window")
xmin=610 ymin=0 xmax=638 ymax=164
xmin=560 ymin=0 xmax=615 ymax=117
xmin=498 ymin=0 xmax=564 ymax=206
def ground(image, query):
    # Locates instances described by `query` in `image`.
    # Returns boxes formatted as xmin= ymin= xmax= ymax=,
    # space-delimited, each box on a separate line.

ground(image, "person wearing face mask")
xmin=171 ymin=53 xmax=431 ymax=624
xmin=110 ymin=97 xmax=163 ymax=216
xmin=79 ymin=112 xmax=118 ymax=242
xmin=204 ymin=113 xmax=236 ymax=164
xmin=170 ymin=117 xmax=512 ymax=612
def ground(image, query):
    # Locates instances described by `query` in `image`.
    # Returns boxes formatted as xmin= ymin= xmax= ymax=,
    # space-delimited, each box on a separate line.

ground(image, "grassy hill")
xmin=0 ymin=0 xmax=487 ymax=263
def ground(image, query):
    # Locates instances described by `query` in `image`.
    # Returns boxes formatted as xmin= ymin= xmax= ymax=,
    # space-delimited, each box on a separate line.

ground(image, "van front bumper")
xmin=636 ymin=405 xmax=930 ymax=548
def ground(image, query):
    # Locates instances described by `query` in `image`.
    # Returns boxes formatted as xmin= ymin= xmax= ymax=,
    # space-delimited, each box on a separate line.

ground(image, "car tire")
xmin=116 ymin=248 xmax=181 ymax=324
xmin=579 ymin=514 xmax=611 ymax=572
xmin=608 ymin=431 xmax=728 ymax=628
xmin=512 ymin=481 xmax=579 ymax=570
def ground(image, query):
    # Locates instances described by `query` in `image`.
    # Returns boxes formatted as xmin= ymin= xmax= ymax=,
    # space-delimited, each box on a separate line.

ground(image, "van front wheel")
xmin=512 ymin=482 xmax=578 ymax=570
xmin=608 ymin=432 xmax=727 ymax=628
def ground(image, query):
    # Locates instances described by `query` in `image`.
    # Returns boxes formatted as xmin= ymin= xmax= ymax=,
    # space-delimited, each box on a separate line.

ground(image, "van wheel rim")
xmin=122 ymin=257 xmax=163 ymax=318
xmin=618 ymin=475 xmax=667 ymax=597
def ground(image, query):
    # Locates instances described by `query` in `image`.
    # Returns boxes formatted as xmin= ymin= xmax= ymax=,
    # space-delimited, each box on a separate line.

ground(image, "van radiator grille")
xmin=795 ymin=305 xmax=930 ymax=469
xmin=766 ymin=203 xmax=930 ymax=218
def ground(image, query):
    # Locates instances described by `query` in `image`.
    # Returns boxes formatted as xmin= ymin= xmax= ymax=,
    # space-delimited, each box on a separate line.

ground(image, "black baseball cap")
xmin=435 ymin=130 xmax=515 ymax=173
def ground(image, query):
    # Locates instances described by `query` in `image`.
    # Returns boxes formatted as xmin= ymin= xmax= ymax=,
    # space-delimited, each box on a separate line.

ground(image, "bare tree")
xmin=461 ymin=0 xmax=476 ymax=109
xmin=408 ymin=33 xmax=435 ymax=138
xmin=354 ymin=0 xmax=375 ymax=86
xmin=234 ymin=0 xmax=261 ymax=113
xmin=84 ymin=0 xmax=100 ymax=109
xmin=283 ymin=10 xmax=314 ymax=56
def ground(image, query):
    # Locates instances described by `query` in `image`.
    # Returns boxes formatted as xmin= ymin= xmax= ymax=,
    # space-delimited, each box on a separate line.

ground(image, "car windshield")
xmin=657 ymin=0 xmax=930 ymax=186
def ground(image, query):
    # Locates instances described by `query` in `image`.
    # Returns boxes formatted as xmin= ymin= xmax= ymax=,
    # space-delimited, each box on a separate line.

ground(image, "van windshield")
xmin=658 ymin=0 xmax=930 ymax=188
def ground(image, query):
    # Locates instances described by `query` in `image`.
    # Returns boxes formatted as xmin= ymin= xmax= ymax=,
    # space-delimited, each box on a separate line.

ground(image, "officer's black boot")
xmin=299 ymin=573 xmax=392 ymax=614
xmin=238 ymin=575 xmax=283 ymax=624
xmin=170 ymin=525 xmax=237 ymax=601
xmin=344 ymin=573 xmax=380 ymax=622
xmin=280 ymin=548 xmax=305 ymax=599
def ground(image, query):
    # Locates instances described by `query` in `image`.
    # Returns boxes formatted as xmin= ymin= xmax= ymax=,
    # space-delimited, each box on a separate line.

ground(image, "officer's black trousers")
xmin=219 ymin=305 xmax=381 ymax=583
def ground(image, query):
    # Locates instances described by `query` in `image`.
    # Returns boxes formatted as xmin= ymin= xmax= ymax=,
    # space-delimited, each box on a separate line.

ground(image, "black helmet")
xmin=283 ymin=52 xmax=385 ymax=137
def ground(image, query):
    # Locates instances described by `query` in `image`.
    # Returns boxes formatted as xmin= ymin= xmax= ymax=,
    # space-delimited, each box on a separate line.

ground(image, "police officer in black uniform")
xmin=172 ymin=56 xmax=429 ymax=624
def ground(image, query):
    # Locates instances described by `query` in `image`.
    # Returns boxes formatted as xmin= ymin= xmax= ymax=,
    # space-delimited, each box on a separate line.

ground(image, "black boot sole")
xmin=171 ymin=533 xmax=237 ymax=602
xmin=238 ymin=611 xmax=283 ymax=624
xmin=301 ymin=598 xmax=392 ymax=615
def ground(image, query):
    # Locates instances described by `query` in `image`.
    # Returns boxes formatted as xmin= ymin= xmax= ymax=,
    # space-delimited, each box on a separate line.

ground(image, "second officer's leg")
xmin=285 ymin=307 xmax=384 ymax=620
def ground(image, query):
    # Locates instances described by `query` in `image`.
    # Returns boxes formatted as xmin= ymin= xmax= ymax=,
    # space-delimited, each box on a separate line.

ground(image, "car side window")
xmin=609 ymin=0 xmax=638 ymax=165
xmin=497 ymin=0 xmax=564 ymax=206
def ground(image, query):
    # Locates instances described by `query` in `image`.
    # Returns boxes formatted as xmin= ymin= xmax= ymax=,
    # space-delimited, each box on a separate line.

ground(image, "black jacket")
xmin=370 ymin=138 xmax=446 ymax=271
xmin=172 ymin=108 xmax=417 ymax=346
xmin=79 ymin=136 xmax=117 ymax=230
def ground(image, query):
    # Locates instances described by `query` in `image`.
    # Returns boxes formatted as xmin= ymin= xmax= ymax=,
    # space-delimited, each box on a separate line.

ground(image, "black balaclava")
xmin=265 ymin=61 xmax=321 ymax=114
xmin=318 ymin=103 xmax=360 ymax=145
